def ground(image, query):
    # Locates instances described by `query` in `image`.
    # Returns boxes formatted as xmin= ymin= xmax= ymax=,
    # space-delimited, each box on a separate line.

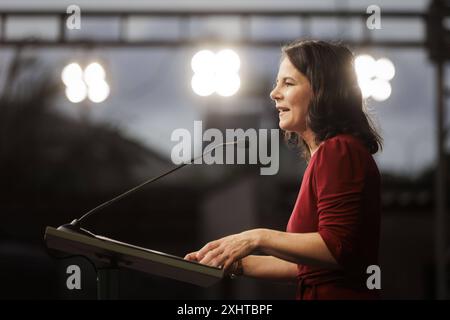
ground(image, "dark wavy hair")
xmin=281 ymin=39 xmax=382 ymax=160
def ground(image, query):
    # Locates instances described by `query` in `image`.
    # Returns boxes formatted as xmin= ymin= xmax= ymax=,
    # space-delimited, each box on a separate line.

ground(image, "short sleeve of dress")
xmin=314 ymin=136 xmax=367 ymax=269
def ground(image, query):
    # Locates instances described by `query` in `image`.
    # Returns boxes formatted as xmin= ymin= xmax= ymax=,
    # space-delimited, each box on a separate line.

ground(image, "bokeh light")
xmin=65 ymin=81 xmax=87 ymax=103
xmin=355 ymin=54 xmax=395 ymax=102
xmin=88 ymin=80 xmax=110 ymax=103
xmin=61 ymin=63 xmax=83 ymax=87
xmin=191 ymin=49 xmax=241 ymax=97
xmin=62 ymin=61 xmax=110 ymax=103
xmin=84 ymin=62 xmax=106 ymax=86
xmin=216 ymin=73 xmax=240 ymax=97
xmin=191 ymin=73 xmax=216 ymax=97
xmin=375 ymin=58 xmax=396 ymax=81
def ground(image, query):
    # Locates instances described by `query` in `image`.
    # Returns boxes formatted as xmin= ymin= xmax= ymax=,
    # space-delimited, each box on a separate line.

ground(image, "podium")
xmin=44 ymin=226 xmax=224 ymax=299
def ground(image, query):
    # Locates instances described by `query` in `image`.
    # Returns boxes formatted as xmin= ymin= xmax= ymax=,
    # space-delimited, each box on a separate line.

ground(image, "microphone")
xmin=57 ymin=138 xmax=250 ymax=237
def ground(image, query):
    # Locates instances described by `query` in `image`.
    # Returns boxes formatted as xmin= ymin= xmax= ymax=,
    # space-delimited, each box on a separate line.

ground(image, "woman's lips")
xmin=277 ymin=106 xmax=290 ymax=116
xmin=276 ymin=105 xmax=289 ymax=109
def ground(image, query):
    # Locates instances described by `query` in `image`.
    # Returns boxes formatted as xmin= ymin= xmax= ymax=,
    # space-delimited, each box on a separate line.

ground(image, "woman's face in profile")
xmin=270 ymin=57 xmax=313 ymax=134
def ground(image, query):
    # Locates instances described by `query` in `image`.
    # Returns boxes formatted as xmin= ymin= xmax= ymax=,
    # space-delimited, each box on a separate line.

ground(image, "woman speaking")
xmin=185 ymin=39 xmax=382 ymax=300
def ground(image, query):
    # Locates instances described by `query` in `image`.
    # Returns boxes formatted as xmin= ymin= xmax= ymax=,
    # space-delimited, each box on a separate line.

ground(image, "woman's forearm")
xmin=255 ymin=229 xmax=339 ymax=268
xmin=187 ymin=228 xmax=339 ymax=274
xmin=241 ymin=255 xmax=298 ymax=282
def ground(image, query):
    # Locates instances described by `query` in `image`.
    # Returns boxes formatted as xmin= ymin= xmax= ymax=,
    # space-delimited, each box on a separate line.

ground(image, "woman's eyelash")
xmin=272 ymin=81 xmax=294 ymax=88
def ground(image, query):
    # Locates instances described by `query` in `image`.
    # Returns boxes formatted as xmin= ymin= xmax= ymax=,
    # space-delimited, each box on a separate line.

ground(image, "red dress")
xmin=286 ymin=134 xmax=381 ymax=300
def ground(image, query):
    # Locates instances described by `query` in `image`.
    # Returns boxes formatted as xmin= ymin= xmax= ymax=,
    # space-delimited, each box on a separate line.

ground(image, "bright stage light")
xmin=216 ymin=49 xmax=241 ymax=74
xmin=355 ymin=55 xmax=376 ymax=80
xmin=357 ymin=78 xmax=372 ymax=99
xmin=375 ymin=58 xmax=395 ymax=81
xmin=191 ymin=50 xmax=216 ymax=74
xmin=355 ymin=54 xmax=395 ymax=102
xmin=88 ymin=80 xmax=110 ymax=103
xmin=65 ymin=81 xmax=87 ymax=103
xmin=216 ymin=73 xmax=240 ymax=97
xmin=191 ymin=49 xmax=241 ymax=97
xmin=371 ymin=79 xmax=392 ymax=101
xmin=191 ymin=73 xmax=216 ymax=97
xmin=62 ymin=61 xmax=110 ymax=103
xmin=61 ymin=63 xmax=83 ymax=86
xmin=84 ymin=62 xmax=106 ymax=86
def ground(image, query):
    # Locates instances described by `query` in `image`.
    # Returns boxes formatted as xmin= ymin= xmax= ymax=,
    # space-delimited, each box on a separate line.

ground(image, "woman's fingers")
xmin=197 ymin=241 xmax=220 ymax=261
xmin=199 ymin=246 xmax=224 ymax=266
xmin=223 ymin=257 xmax=236 ymax=272
xmin=184 ymin=241 xmax=223 ymax=265
xmin=184 ymin=251 xmax=199 ymax=261
xmin=187 ymin=234 xmax=247 ymax=268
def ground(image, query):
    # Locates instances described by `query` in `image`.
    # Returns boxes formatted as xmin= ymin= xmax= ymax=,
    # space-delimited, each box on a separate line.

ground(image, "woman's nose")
xmin=270 ymin=86 xmax=281 ymax=101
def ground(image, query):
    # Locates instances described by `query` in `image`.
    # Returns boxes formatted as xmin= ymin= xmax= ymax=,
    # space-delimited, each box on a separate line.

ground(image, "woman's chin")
xmin=279 ymin=122 xmax=303 ymax=135
xmin=279 ymin=120 xmax=292 ymax=132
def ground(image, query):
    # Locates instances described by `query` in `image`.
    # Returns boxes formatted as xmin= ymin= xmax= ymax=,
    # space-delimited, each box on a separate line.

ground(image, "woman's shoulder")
xmin=325 ymin=133 xmax=365 ymax=146
xmin=322 ymin=134 xmax=367 ymax=151
xmin=314 ymin=134 xmax=370 ymax=161
xmin=311 ymin=134 xmax=378 ymax=178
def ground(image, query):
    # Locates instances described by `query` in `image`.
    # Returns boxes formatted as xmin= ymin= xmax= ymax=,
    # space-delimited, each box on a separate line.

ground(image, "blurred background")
xmin=0 ymin=0 xmax=449 ymax=300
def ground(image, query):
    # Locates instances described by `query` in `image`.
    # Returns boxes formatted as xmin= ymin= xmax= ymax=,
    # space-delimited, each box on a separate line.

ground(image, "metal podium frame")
xmin=44 ymin=226 xmax=224 ymax=299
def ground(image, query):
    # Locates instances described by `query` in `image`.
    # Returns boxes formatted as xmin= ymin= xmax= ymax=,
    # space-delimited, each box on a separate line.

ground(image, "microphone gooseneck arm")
xmin=66 ymin=140 xmax=244 ymax=230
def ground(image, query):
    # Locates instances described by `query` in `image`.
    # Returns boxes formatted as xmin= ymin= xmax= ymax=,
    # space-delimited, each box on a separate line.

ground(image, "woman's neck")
xmin=301 ymin=130 xmax=320 ymax=157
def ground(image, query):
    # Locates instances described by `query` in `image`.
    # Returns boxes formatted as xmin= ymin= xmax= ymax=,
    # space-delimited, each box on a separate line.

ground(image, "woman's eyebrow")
xmin=276 ymin=76 xmax=297 ymax=82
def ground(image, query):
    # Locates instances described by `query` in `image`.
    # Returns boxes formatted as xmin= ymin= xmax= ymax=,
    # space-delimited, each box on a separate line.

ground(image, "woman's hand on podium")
xmin=184 ymin=250 xmax=243 ymax=278
xmin=184 ymin=229 xmax=265 ymax=274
